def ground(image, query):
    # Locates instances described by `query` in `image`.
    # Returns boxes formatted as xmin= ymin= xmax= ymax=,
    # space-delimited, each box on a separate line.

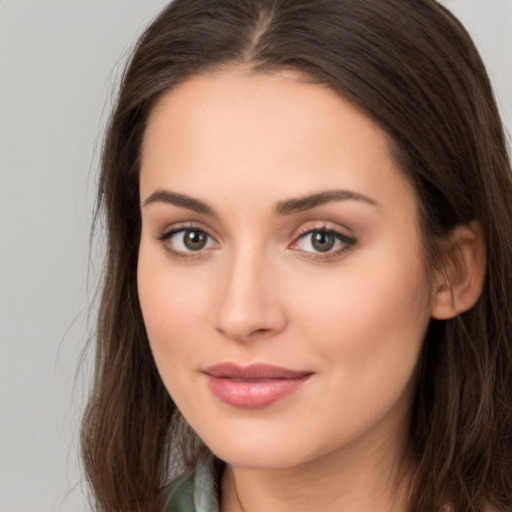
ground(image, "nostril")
xmin=251 ymin=328 xmax=271 ymax=337
xmin=216 ymin=325 xmax=271 ymax=340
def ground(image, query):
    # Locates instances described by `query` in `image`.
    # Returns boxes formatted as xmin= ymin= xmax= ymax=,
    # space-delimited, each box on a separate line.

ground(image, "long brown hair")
xmin=81 ymin=1 xmax=512 ymax=510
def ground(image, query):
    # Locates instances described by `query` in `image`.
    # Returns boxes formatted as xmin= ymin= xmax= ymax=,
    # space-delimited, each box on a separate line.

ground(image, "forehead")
xmin=144 ymin=69 xmax=390 ymax=161
xmin=140 ymin=70 xmax=416 ymax=216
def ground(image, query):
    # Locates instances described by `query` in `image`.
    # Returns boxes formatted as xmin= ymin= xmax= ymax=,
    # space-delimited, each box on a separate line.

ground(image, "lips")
xmin=203 ymin=363 xmax=312 ymax=408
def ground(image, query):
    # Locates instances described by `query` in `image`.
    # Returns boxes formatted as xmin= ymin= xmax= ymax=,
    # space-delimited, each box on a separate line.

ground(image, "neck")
xmin=220 ymin=431 xmax=412 ymax=512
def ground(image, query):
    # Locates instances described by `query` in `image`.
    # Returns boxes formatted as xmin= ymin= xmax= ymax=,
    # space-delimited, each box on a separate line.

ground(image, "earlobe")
xmin=431 ymin=221 xmax=486 ymax=320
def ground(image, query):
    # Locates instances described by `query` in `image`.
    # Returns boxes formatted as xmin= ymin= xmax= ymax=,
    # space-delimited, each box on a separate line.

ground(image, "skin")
xmin=138 ymin=70 xmax=436 ymax=511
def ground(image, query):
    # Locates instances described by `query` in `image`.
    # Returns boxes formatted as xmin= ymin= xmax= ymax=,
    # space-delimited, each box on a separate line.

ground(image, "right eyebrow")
xmin=142 ymin=189 xmax=216 ymax=216
xmin=274 ymin=189 xmax=379 ymax=215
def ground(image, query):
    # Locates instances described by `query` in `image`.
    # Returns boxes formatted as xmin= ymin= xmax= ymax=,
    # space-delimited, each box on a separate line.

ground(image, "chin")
xmin=212 ymin=445 xmax=306 ymax=470
xmin=197 ymin=425 xmax=319 ymax=470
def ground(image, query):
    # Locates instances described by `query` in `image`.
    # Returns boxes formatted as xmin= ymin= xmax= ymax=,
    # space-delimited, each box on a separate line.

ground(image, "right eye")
xmin=158 ymin=227 xmax=217 ymax=256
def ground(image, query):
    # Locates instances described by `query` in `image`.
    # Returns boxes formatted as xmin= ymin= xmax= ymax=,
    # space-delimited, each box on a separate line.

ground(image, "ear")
xmin=431 ymin=221 xmax=486 ymax=320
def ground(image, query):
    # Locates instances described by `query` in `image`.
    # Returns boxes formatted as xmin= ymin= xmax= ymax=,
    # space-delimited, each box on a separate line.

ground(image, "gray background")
xmin=0 ymin=1 xmax=510 ymax=511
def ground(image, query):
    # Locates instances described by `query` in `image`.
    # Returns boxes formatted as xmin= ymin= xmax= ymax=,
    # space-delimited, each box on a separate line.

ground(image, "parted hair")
xmin=81 ymin=1 xmax=512 ymax=511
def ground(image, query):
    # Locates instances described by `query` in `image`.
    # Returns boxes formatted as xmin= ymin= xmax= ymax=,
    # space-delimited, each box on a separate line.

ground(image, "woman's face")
xmin=138 ymin=70 xmax=434 ymax=469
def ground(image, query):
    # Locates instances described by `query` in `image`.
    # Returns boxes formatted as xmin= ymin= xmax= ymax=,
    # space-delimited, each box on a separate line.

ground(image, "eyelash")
xmin=155 ymin=223 xmax=357 ymax=261
xmin=155 ymin=222 xmax=216 ymax=259
xmin=290 ymin=226 xmax=357 ymax=260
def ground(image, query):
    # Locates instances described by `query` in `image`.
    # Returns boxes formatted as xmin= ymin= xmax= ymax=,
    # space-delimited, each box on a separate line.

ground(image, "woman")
xmin=81 ymin=1 xmax=512 ymax=511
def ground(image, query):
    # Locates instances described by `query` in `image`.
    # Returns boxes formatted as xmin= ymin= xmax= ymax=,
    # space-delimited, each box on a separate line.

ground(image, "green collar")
xmin=163 ymin=457 xmax=219 ymax=512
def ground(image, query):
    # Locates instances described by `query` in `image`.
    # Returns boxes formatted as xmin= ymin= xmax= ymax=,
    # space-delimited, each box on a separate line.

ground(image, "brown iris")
xmin=183 ymin=229 xmax=208 ymax=250
xmin=311 ymin=230 xmax=336 ymax=252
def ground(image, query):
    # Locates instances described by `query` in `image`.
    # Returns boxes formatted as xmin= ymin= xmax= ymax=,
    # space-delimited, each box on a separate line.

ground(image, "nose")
xmin=214 ymin=249 xmax=287 ymax=343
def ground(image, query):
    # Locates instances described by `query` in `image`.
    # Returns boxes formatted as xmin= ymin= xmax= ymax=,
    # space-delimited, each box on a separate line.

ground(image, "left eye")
xmin=163 ymin=228 xmax=216 ymax=252
xmin=293 ymin=229 xmax=355 ymax=254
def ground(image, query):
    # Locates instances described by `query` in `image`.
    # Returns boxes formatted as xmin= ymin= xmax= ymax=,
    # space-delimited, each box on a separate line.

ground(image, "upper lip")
xmin=203 ymin=363 xmax=312 ymax=380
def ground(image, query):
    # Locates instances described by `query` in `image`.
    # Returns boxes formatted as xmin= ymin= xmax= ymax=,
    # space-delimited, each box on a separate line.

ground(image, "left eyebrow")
xmin=274 ymin=189 xmax=379 ymax=215
xmin=142 ymin=189 xmax=216 ymax=216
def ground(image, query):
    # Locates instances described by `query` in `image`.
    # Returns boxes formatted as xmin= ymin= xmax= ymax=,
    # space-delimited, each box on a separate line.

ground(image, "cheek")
xmin=290 ymin=243 xmax=431 ymax=389
xmin=301 ymin=256 xmax=427 ymax=320
xmin=137 ymin=246 xmax=212 ymax=378
xmin=284 ymin=258 xmax=430 ymax=448
xmin=345 ymin=267 xmax=428 ymax=349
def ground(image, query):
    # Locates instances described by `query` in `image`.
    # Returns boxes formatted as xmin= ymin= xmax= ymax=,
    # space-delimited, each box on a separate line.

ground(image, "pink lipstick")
xmin=203 ymin=363 xmax=312 ymax=408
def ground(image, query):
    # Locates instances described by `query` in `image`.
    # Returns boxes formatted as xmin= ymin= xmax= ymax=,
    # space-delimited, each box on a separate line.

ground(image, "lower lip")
xmin=206 ymin=375 xmax=311 ymax=408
